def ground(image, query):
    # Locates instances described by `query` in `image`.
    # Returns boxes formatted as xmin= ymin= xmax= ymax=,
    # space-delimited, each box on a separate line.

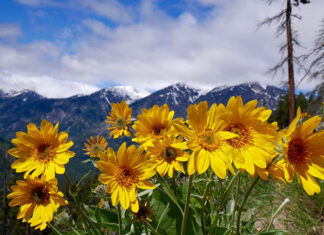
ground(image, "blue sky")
xmin=0 ymin=0 xmax=322 ymax=97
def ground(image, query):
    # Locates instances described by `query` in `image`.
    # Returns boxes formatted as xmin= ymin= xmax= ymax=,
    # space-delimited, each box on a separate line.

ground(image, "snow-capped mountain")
xmin=196 ymin=82 xmax=284 ymax=110
xmin=0 ymin=82 xmax=286 ymax=179
xmin=131 ymin=83 xmax=204 ymax=117
xmin=105 ymin=86 xmax=150 ymax=104
xmin=0 ymin=82 xmax=285 ymax=140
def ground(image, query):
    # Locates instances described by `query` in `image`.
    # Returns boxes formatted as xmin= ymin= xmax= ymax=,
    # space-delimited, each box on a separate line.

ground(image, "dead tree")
xmin=259 ymin=0 xmax=310 ymax=122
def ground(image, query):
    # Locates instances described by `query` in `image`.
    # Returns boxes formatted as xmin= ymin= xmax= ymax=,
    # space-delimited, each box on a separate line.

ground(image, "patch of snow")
xmin=106 ymin=86 xmax=150 ymax=104
xmin=209 ymin=85 xmax=228 ymax=94
xmin=251 ymin=88 xmax=262 ymax=94
xmin=23 ymin=98 xmax=27 ymax=102
xmin=105 ymin=96 xmax=110 ymax=105
xmin=2 ymin=89 xmax=28 ymax=97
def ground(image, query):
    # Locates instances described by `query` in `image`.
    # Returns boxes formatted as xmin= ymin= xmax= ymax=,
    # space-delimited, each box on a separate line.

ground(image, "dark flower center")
xmin=32 ymin=186 xmax=50 ymax=203
xmin=116 ymin=117 xmax=127 ymax=130
xmin=162 ymin=147 xmax=177 ymax=161
xmin=226 ymin=123 xmax=252 ymax=148
xmin=288 ymin=138 xmax=309 ymax=163
xmin=152 ymin=125 xmax=166 ymax=137
xmin=37 ymin=144 xmax=52 ymax=159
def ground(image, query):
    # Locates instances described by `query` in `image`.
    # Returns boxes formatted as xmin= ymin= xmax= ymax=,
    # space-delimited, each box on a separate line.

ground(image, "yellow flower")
xmin=133 ymin=104 xmax=183 ymax=147
xmin=7 ymin=176 xmax=67 ymax=231
xmin=106 ymin=100 xmax=132 ymax=138
xmin=83 ymin=135 xmax=108 ymax=158
xmin=277 ymin=107 xmax=324 ymax=195
xmin=174 ymin=101 xmax=238 ymax=178
xmin=8 ymin=120 xmax=75 ymax=180
xmin=148 ymin=135 xmax=189 ymax=177
xmin=220 ymin=96 xmax=278 ymax=176
xmin=97 ymin=143 xmax=156 ymax=212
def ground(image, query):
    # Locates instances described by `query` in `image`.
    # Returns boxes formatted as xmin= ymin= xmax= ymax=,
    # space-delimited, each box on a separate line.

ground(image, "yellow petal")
xmin=196 ymin=149 xmax=210 ymax=174
xmin=137 ymin=181 xmax=156 ymax=189
xmin=210 ymin=153 xmax=227 ymax=179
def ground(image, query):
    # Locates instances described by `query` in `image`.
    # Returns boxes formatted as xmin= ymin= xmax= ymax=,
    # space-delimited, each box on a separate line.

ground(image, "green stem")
xmin=127 ymin=125 xmax=136 ymax=138
xmin=231 ymin=174 xmax=241 ymax=230
xmin=201 ymin=180 xmax=212 ymax=235
xmin=80 ymin=206 xmax=100 ymax=235
xmin=145 ymin=221 xmax=159 ymax=235
xmin=181 ymin=174 xmax=194 ymax=235
xmin=48 ymin=222 xmax=63 ymax=235
xmin=172 ymin=176 xmax=177 ymax=198
xmin=236 ymin=176 xmax=260 ymax=235
xmin=266 ymin=198 xmax=290 ymax=232
xmin=156 ymin=174 xmax=184 ymax=215
xmin=145 ymin=223 xmax=149 ymax=235
xmin=64 ymin=172 xmax=73 ymax=186
xmin=64 ymin=172 xmax=100 ymax=235
xmin=117 ymin=204 xmax=123 ymax=235
xmin=211 ymin=171 xmax=240 ymax=232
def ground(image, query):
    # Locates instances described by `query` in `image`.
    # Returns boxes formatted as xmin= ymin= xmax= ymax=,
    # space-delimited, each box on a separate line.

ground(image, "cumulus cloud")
xmin=2 ymin=0 xmax=323 ymax=97
xmin=0 ymin=70 xmax=99 ymax=98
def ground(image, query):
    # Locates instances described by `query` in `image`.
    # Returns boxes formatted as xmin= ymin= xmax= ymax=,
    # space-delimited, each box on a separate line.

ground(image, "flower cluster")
xmin=7 ymin=120 xmax=73 ymax=230
xmin=7 ymin=96 xmax=324 ymax=233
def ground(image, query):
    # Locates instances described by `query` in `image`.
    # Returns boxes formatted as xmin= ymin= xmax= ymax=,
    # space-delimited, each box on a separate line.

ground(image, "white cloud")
xmin=0 ymin=23 xmax=22 ymax=40
xmin=2 ymin=0 xmax=323 ymax=97
xmin=79 ymin=0 xmax=134 ymax=24
xmin=0 ymin=70 xmax=99 ymax=98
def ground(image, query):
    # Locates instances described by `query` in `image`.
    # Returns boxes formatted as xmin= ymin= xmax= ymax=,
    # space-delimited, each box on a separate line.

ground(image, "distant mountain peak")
xmin=100 ymin=86 xmax=150 ymax=104
xmin=0 ymin=88 xmax=43 ymax=99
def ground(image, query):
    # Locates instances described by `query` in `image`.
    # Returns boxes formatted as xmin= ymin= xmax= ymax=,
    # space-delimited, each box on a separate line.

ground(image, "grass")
xmin=244 ymin=175 xmax=324 ymax=234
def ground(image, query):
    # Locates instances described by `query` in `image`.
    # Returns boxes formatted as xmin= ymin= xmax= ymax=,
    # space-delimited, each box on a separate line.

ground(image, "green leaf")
xmin=156 ymin=174 xmax=184 ymax=215
xmin=151 ymin=188 xmax=202 ymax=235
xmin=214 ymin=226 xmax=229 ymax=235
xmin=156 ymin=203 xmax=170 ymax=231
xmin=243 ymin=208 xmax=255 ymax=222
xmin=77 ymin=170 xmax=92 ymax=187
xmin=84 ymin=205 xmax=119 ymax=231
xmin=226 ymin=199 xmax=234 ymax=217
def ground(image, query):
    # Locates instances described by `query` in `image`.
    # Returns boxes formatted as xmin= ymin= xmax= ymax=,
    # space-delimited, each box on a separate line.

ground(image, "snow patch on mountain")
xmin=104 ymin=86 xmax=150 ymax=104
xmin=0 ymin=89 xmax=34 ymax=98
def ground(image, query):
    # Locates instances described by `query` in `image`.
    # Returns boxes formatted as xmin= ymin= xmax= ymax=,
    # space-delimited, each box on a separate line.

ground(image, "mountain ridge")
xmin=0 ymin=82 xmax=286 ymax=179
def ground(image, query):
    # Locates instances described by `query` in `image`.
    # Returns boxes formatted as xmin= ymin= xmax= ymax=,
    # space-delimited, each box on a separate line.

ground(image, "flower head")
xmin=278 ymin=107 xmax=324 ymax=195
xmin=133 ymin=104 xmax=183 ymax=147
xmin=106 ymin=100 xmax=132 ymax=138
xmin=148 ymin=135 xmax=189 ymax=177
xmin=174 ymin=101 xmax=237 ymax=178
xmin=132 ymin=198 xmax=153 ymax=223
xmin=7 ymin=176 xmax=67 ymax=231
xmin=8 ymin=120 xmax=75 ymax=180
xmin=220 ymin=96 xmax=278 ymax=176
xmin=83 ymin=135 xmax=108 ymax=158
xmin=97 ymin=143 xmax=156 ymax=212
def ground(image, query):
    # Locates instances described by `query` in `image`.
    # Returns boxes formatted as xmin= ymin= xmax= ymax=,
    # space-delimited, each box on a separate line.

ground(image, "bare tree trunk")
xmin=286 ymin=0 xmax=296 ymax=122
xmin=3 ymin=149 xmax=8 ymax=235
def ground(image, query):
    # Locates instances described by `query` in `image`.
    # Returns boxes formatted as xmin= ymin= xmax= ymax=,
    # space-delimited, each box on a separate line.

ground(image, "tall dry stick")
xmin=286 ymin=0 xmax=296 ymax=122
